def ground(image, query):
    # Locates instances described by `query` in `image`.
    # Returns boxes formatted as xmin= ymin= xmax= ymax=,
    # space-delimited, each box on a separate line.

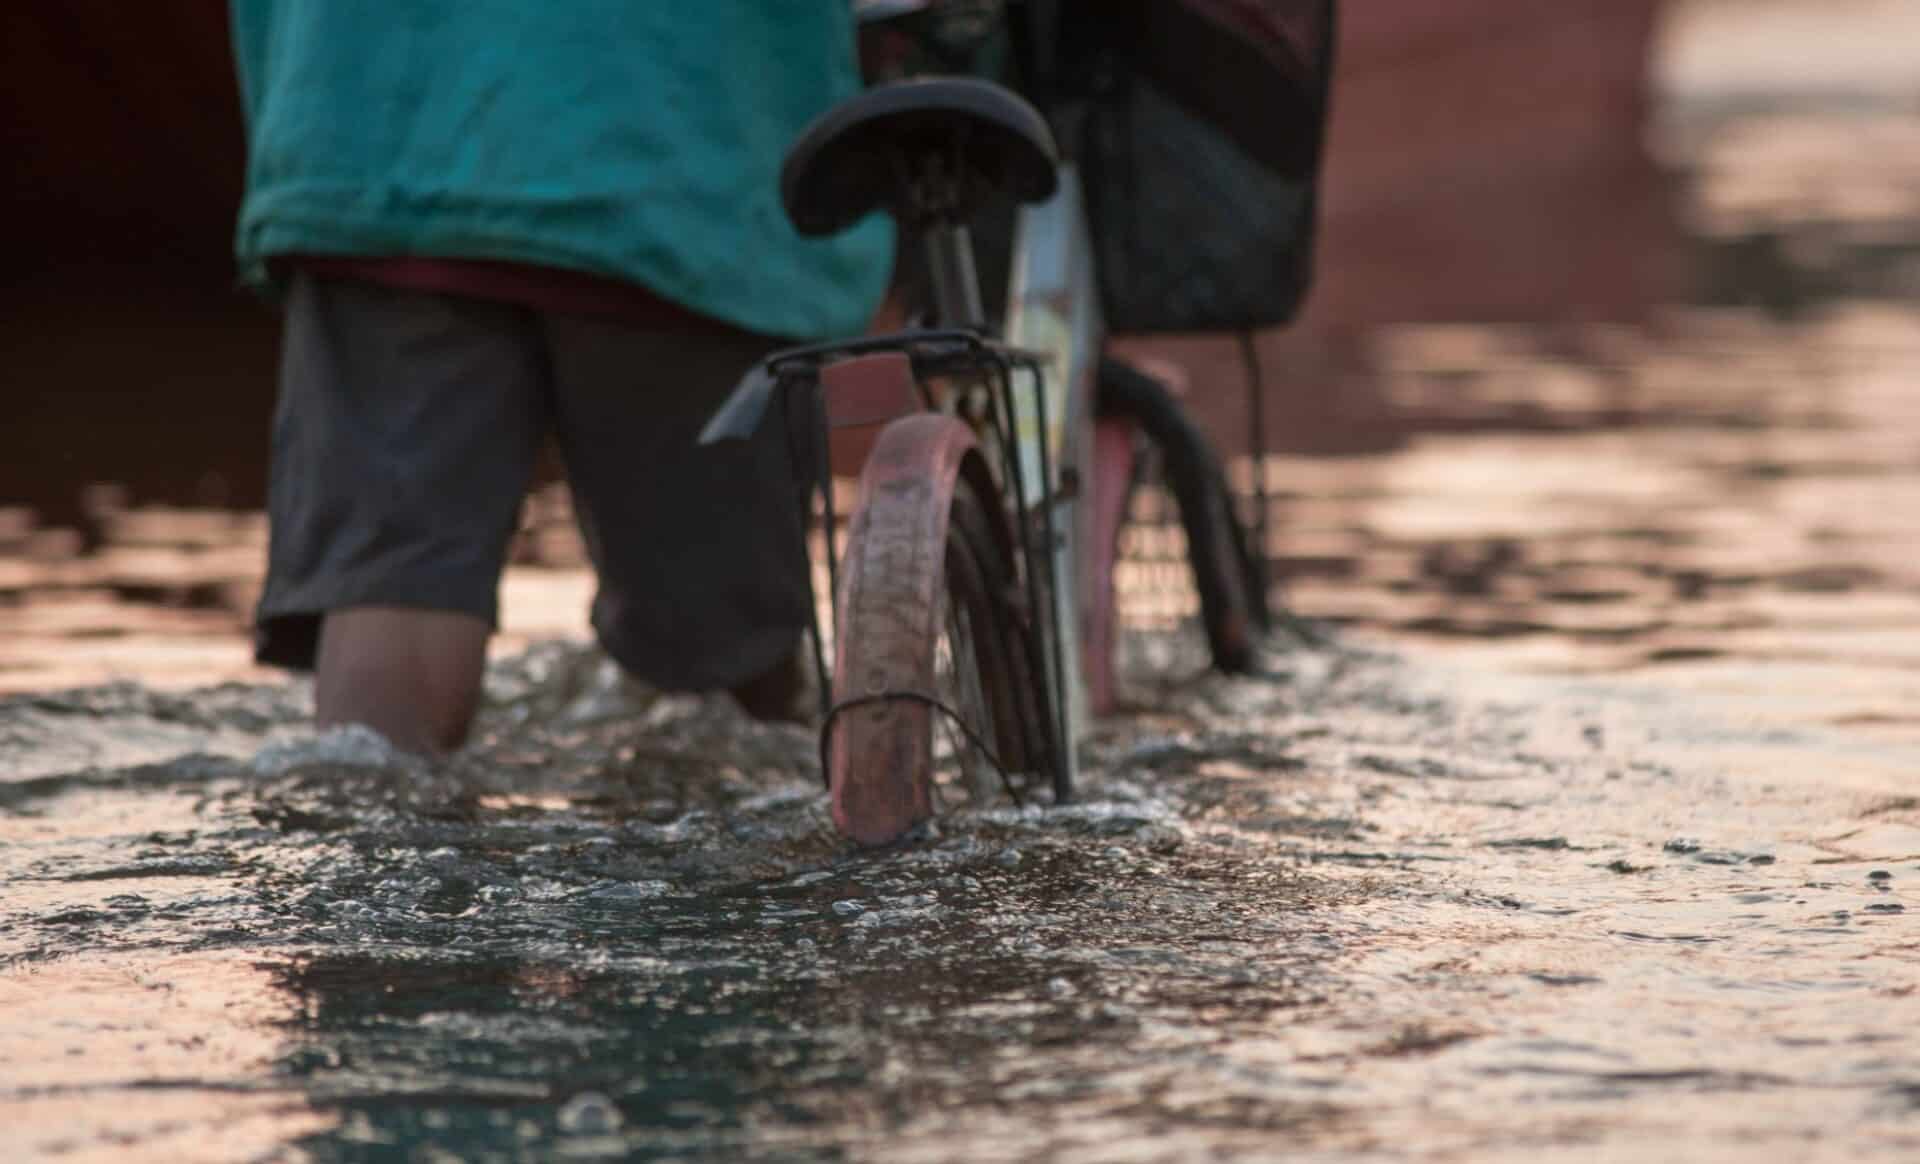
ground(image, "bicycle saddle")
xmin=781 ymin=77 xmax=1059 ymax=237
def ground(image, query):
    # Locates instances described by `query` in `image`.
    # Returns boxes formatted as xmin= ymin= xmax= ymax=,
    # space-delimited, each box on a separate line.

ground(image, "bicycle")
xmin=704 ymin=2 xmax=1318 ymax=844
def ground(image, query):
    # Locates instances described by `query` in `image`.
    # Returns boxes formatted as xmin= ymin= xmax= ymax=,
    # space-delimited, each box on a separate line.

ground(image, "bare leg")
xmin=314 ymin=607 xmax=491 ymax=756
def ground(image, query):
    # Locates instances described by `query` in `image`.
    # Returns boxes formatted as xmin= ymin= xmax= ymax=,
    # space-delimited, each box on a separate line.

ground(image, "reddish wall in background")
xmin=1313 ymin=0 xmax=1682 ymax=326
xmin=3 ymin=1 xmax=272 ymax=528
xmin=3 ymin=0 xmax=243 ymax=279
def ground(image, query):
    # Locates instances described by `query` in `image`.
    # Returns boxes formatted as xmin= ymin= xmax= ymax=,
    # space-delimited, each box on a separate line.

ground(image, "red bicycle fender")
xmin=1084 ymin=415 xmax=1137 ymax=716
xmin=829 ymin=412 xmax=984 ymax=845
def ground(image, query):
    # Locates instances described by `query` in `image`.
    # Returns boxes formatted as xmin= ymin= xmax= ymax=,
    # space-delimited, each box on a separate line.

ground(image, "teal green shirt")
xmin=230 ymin=1 xmax=892 ymax=341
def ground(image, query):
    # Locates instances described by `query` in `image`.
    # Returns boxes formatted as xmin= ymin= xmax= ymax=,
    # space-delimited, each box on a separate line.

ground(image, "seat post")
xmin=923 ymin=223 xmax=985 ymax=330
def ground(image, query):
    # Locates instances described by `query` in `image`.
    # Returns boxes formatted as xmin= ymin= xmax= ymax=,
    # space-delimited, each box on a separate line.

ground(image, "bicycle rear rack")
xmin=716 ymin=327 xmax=1070 ymax=801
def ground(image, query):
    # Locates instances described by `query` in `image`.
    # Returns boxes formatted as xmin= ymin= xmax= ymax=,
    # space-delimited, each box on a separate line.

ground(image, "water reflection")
xmin=9 ymin=306 xmax=1920 ymax=738
xmin=270 ymin=950 xmax=833 ymax=1160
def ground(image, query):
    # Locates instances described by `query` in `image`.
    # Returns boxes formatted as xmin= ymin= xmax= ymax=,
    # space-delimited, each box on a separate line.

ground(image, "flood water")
xmin=8 ymin=295 xmax=1920 ymax=1159
xmin=5 ymin=608 xmax=1919 ymax=1161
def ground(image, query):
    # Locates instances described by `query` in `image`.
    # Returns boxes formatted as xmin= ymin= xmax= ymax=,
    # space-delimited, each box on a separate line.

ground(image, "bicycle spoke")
xmin=932 ymin=592 xmax=995 ymax=806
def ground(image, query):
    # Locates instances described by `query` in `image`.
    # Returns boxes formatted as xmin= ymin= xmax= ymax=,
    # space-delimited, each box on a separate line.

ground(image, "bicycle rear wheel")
xmin=827 ymin=418 xmax=1056 ymax=846
xmin=1097 ymin=357 xmax=1269 ymax=673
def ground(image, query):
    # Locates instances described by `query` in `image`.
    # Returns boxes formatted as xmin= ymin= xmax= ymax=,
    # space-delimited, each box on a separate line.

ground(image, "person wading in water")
xmin=229 ymin=2 xmax=892 ymax=753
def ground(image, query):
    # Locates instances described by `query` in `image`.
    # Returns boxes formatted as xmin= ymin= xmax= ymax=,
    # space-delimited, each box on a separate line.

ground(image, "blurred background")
xmin=6 ymin=0 xmax=1920 ymax=712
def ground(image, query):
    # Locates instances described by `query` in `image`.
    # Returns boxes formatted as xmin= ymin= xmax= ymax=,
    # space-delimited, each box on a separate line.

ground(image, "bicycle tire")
xmin=829 ymin=456 xmax=1056 ymax=845
xmin=1096 ymin=356 xmax=1269 ymax=674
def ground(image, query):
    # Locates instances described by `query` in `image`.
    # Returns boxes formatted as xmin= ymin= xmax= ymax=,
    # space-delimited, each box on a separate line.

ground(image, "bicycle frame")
xmin=1000 ymin=165 xmax=1104 ymax=791
xmin=706 ymin=3 xmax=1306 ymax=839
xmin=701 ymin=22 xmax=1115 ymax=811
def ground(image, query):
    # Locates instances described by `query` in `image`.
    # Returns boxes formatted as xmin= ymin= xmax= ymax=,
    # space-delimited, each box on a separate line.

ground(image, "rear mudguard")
xmin=1082 ymin=415 xmax=1137 ymax=716
xmin=826 ymin=410 xmax=1006 ymax=845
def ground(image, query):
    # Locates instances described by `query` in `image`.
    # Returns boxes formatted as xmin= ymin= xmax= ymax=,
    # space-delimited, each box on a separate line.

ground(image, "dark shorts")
xmin=257 ymin=273 xmax=810 ymax=691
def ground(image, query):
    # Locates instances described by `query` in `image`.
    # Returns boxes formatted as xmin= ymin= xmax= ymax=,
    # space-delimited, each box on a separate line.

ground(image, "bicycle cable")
xmin=818 ymin=689 xmax=1026 ymax=808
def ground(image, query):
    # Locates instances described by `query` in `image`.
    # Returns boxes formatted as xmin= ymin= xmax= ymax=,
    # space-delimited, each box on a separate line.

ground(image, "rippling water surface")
xmin=5 ymin=628 xmax=1917 ymax=1161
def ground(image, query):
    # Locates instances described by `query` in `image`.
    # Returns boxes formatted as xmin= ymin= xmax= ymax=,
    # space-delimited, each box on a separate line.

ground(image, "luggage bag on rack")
xmin=1021 ymin=0 xmax=1337 ymax=333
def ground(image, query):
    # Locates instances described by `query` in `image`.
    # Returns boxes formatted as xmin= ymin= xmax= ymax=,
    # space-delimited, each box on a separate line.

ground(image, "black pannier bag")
xmin=1016 ymin=0 xmax=1336 ymax=333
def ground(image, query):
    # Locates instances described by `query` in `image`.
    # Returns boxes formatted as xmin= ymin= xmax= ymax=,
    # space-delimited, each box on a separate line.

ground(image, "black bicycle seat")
xmin=781 ymin=77 xmax=1059 ymax=237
